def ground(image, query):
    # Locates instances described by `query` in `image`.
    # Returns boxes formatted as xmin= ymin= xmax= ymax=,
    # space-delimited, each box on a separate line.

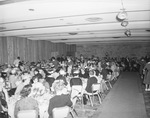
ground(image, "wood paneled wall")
xmin=0 ymin=36 xmax=76 ymax=65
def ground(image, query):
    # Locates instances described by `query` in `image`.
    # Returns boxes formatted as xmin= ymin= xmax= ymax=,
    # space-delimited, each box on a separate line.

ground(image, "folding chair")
xmin=105 ymin=74 xmax=112 ymax=89
xmin=85 ymin=83 xmax=102 ymax=107
xmin=52 ymin=106 xmax=70 ymax=118
xmin=71 ymin=85 xmax=83 ymax=104
xmin=71 ymin=85 xmax=84 ymax=116
xmin=17 ymin=110 xmax=37 ymax=118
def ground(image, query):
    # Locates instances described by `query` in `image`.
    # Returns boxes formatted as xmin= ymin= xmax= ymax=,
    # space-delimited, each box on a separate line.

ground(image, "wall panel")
xmin=0 ymin=36 xmax=76 ymax=65
xmin=2 ymin=37 xmax=8 ymax=64
xmin=76 ymin=43 xmax=150 ymax=59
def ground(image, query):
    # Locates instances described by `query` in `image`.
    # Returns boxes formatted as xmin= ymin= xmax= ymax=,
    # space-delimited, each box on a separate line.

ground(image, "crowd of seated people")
xmin=0 ymin=55 xmax=124 ymax=118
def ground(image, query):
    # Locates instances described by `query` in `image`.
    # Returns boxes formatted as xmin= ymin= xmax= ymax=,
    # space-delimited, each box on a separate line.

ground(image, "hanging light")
xmin=116 ymin=10 xmax=127 ymax=22
xmin=116 ymin=0 xmax=128 ymax=22
xmin=121 ymin=20 xmax=129 ymax=27
xmin=124 ymin=29 xmax=131 ymax=37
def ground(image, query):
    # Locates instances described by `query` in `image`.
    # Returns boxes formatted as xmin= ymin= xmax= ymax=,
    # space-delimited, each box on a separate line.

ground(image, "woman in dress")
xmin=143 ymin=59 xmax=150 ymax=91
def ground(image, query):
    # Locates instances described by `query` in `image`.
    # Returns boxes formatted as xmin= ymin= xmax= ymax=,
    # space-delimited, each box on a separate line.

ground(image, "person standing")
xmin=13 ymin=57 xmax=21 ymax=67
xmin=143 ymin=60 xmax=150 ymax=91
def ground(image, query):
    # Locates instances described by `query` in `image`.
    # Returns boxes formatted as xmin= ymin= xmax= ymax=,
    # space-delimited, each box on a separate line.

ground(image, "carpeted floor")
xmin=68 ymin=79 xmax=116 ymax=118
xmin=139 ymin=76 xmax=150 ymax=118
xmin=69 ymin=72 xmax=148 ymax=118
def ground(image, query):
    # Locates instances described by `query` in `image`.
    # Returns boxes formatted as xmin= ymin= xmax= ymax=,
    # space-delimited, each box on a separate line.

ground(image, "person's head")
xmin=72 ymin=69 xmax=79 ymax=77
xmin=21 ymin=72 xmax=32 ymax=84
xmin=53 ymin=80 xmax=65 ymax=94
xmin=89 ymin=70 xmax=95 ymax=77
xmin=20 ymin=84 xmax=32 ymax=98
xmin=11 ymin=68 xmax=17 ymax=75
xmin=39 ymin=69 xmax=46 ymax=78
xmin=67 ymin=56 xmax=71 ymax=61
xmin=34 ymin=69 xmax=39 ymax=75
xmin=17 ymin=56 xmax=20 ymax=60
xmin=1 ymin=72 xmax=7 ymax=79
xmin=51 ymin=57 xmax=56 ymax=61
xmin=59 ymin=69 xmax=66 ymax=76
xmin=32 ymin=73 xmax=43 ymax=83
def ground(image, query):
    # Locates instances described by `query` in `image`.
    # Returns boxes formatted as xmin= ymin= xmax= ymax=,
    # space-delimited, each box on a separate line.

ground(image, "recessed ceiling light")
xmin=67 ymin=22 xmax=73 ymax=25
xmin=0 ymin=27 xmax=6 ymax=30
xmin=29 ymin=9 xmax=34 ymax=11
xmin=85 ymin=17 xmax=103 ymax=22
xmin=69 ymin=32 xmax=78 ymax=35
xmin=146 ymin=30 xmax=150 ymax=32
xmin=113 ymin=37 xmax=121 ymax=38
xmin=61 ymin=39 xmax=68 ymax=40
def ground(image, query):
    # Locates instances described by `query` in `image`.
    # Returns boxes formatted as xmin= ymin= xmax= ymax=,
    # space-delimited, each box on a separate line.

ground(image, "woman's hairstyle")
xmin=17 ymin=56 xmax=20 ymax=59
xmin=53 ymin=80 xmax=65 ymax=92
xmin=34 ymin=69 xmax=39 ymax=73
xmin=32 ymin=73 xmax=43 ymax=81
xmin=20 ymin=84 xmax=32 ymax=97
xmin=72 ymin=69 xmax=79 ymax=76
xmin=89 ymin=70 xmax=95 ymax=76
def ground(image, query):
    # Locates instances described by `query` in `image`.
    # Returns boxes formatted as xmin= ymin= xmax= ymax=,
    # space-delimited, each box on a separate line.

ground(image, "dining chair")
xmin=71 ymin=85 xmax=84 ymax=116
xmin=52 ymin=106 xmax=70 ymax=118
xmin=17 ymin=110 xmax=37 ymax=118
xmin=85 ymin=83 xmax=102 ymax=107
xmin=105 ymin=74 xmax=112 ymax=88
xmin=71 ymin=85 xmax=84 ymax=103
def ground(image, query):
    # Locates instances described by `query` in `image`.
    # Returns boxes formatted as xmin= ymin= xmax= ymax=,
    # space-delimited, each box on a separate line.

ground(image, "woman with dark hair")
xmin=14 ymin=84 xmax=39 ymax=118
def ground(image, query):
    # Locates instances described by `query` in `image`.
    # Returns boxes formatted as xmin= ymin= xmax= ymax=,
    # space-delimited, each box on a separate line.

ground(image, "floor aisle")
xmin=96 ymin=72 xmax=147 ymax=118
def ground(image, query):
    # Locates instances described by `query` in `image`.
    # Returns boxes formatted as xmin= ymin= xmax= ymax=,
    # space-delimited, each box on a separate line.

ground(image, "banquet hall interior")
xmin=0 ymin=0 xmax=150 ymax=118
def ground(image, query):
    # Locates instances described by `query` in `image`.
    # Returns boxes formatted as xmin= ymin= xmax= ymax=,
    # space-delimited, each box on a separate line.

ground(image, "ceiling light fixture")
xmin=86 ymin=17 xmax=103 ymax=22
xmin=61 ymin=39 xmax=68 ymax=40
xmin=113 ymin=37 xmax=121 ymax=38
xmin=116 ymin=0 xmax=128 ymax=22
xmin=124 ymin=29 xmax=131 ymax=37
xmin=121 ymin=20 xmax=129 ymax=27
xmin=116 ymin=0 xmax=131 ymax=37
xmin=69 ymin=32 xmax=78 ymax=35
xmin=29 ymin=9 xmax=34 ymax=11
xmin=116 ymin=10 xmax=127 ymax=22
xmin=146 ymin=30 xmax=150 ymax=32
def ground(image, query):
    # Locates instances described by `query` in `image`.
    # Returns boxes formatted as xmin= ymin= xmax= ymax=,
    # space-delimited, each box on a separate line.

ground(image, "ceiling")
xmin=0 ymin=0 xmax=150 ymax=45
